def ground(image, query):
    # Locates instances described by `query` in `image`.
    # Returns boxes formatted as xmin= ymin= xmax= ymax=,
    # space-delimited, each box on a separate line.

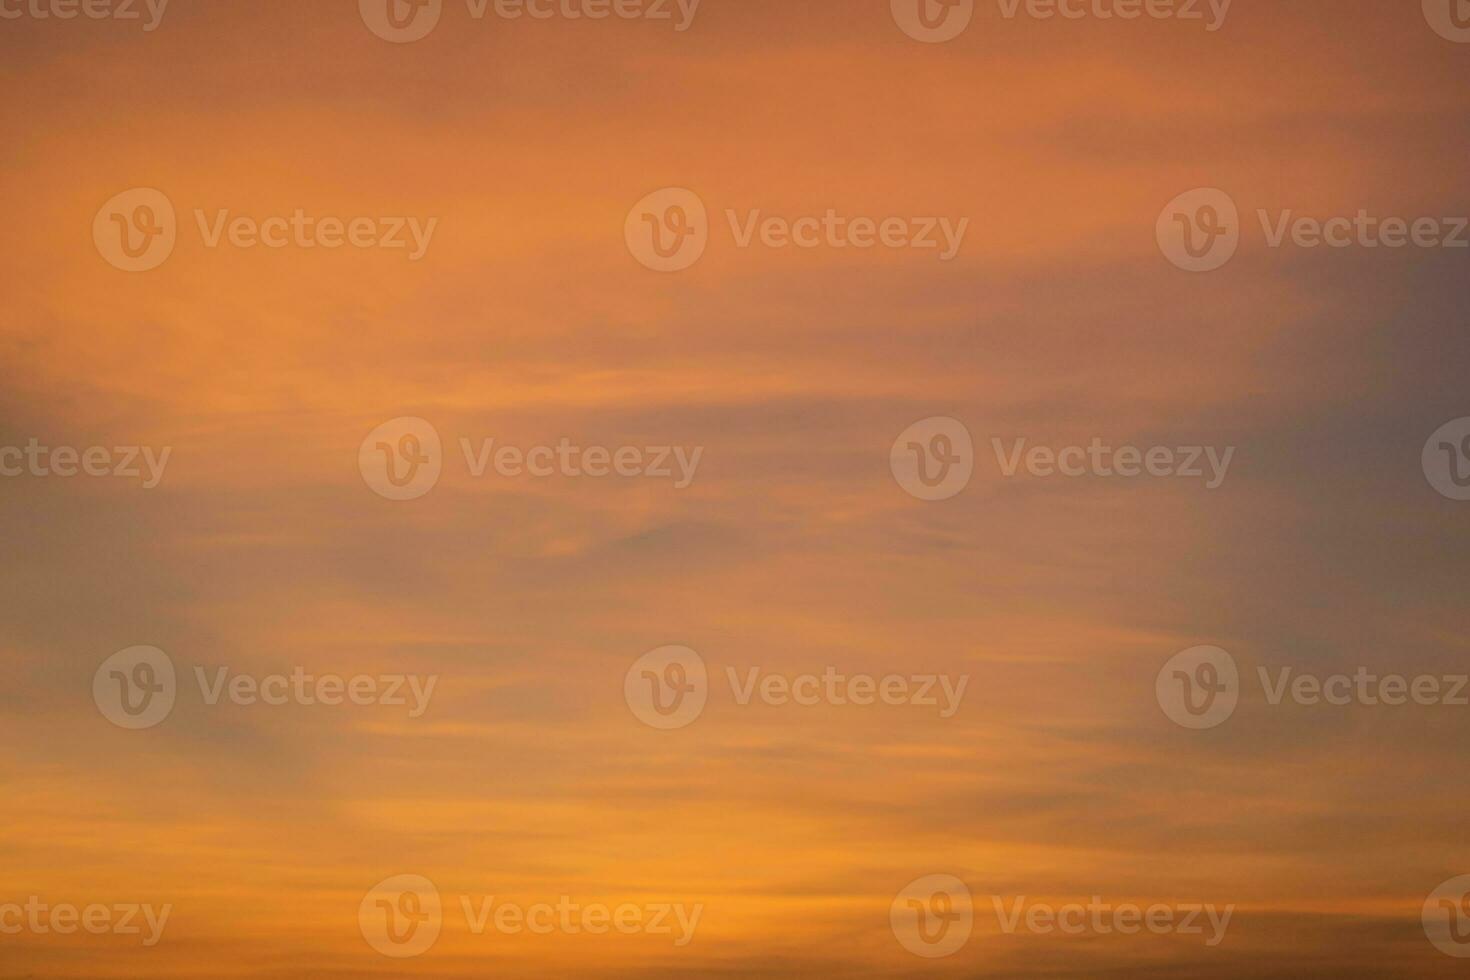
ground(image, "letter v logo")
xmin=361 ymin=0 xmax=442 ymax=42
xmin=892 ymin=0 xmax=974 ymax=42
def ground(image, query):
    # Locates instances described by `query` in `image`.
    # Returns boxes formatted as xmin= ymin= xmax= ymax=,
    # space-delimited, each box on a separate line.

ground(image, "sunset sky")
xmin=2 ymin=0 xmax=1469 ymax=976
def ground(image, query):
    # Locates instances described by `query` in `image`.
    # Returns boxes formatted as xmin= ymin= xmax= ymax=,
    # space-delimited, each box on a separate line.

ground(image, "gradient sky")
xmin=2 ymin=0 xmax=1469 ymax=976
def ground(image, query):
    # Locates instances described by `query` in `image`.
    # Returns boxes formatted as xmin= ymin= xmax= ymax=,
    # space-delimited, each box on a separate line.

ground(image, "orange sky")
xmin=2 ymin=0 xmax=1469 ymax=976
